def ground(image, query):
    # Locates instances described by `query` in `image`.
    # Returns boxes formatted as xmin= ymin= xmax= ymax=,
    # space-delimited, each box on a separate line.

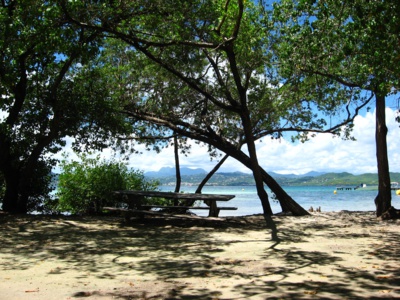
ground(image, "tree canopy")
xmin=0 ymin=1 xmax=129 ymax=213
xmin=58 ymin=0 xmax=378 ymax=215
xmin=272 ymin=0 xmax=400 ymax=216
xmin=1 ymin=0 xmax=397 ymax=217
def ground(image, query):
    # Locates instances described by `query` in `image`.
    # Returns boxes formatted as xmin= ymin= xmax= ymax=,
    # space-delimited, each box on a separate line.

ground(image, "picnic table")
xmin=106 ymin=190 xmax=236 ymax=218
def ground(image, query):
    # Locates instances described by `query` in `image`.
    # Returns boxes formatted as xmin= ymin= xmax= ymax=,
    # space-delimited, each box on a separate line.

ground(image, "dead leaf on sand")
xmin=304 ymin=290 xmax=318 ymax=295
xmin=376 ymin=275 xmax=392 ymax=279
xmin=380 ymin=289 xmax=393 ymax=294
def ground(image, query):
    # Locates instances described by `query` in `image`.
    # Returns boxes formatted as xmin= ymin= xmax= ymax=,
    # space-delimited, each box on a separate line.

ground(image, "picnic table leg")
xmin=136 ymin=196 xmax=146 ymax=219
xmin=123 ymin=211 xmax=132 ymax=223
xmin=208 ymin=201 xmax=220 ymax=217
xmin=126 ymin=195 xmax=144 ymax=210
xmin=125 ymin=195 xmax=146 ymax=220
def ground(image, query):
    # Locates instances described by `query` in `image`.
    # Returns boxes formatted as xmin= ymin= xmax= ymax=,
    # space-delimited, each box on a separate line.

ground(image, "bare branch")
xmin=302 ymin=68 xmax=362 ymax=88
xmin=132 ymin=41 xmax=241 ymax=113
xmin=253 ymin=92 xmax=374 ymax=140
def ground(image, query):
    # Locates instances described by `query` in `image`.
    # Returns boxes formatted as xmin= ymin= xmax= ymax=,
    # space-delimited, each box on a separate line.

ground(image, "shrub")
xmin=56 ymin=154 xmax=158 ymax=214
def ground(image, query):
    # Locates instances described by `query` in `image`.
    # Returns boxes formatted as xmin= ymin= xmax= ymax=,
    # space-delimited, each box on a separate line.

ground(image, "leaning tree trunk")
xmin=225 ymin=147 xmax=309 ymax=216
xmin=374 ymin=93 xmax=392 ymax=217
xmin=190 ymin=151 xmax=307 ymax=216
xmin=194 ymin=152 xmax=293 ymax=213
xmin=126 ymin=112 xmax=310 ymax=216
xmin=260 ymin=168 xmax=309 ymax=215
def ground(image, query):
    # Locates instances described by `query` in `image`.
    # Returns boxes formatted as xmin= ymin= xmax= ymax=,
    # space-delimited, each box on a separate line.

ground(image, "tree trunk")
xmin=191 ymin=149 xmax=308 ymax=216
xmin=125 ymin=112 xmax=310 ymax=216
xmin=181 ymin=154 xmax=230 ymax=207
xmin=1 ymin=134 xmax=53 ymax=214
xmin=2 ymin=169 xmax=28 ymax=214
xmin=241 ymin=112 xmax=273 ymax=215
xmin=223 ymin=146 xmax=309 ymax=216
xmin=195 ymin=154 xmax=229 ymax=194
xmin=260 ymin=168 xmax=308 ymax=215
xmin=374 ymin=93 xmax=392 ymax=217
xmin=173 ymin=134 xmax=181 ymax=205
xmin=2 ymin=172 xmax=19 ymax=213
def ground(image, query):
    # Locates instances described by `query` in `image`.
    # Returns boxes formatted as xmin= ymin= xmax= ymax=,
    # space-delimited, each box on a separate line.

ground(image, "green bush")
xmin=56 ymin=154 xmax=158 ymax=214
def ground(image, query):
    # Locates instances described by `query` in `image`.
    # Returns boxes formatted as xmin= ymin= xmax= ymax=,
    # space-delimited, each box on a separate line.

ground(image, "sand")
xmin=0 ymin=211 xmax=399 ymax=299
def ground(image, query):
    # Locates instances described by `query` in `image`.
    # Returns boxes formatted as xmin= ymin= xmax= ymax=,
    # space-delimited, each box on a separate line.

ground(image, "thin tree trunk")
xmin=194 ymin=151 xmax=292 ymax=213
xmin=374 ymin=93 xmax=392 ymax=217
xmin=223 ymin=41 xmax=273 ymax=215
xmin=241 ymin=112 xmax=273 ymax=215
xmin=181 ymin=154 xmax=230 ymax=207
xmin=195 ymin=154 xmax=229 ymax=194
xmin=173 ymin=134 xmax=181 ymax=205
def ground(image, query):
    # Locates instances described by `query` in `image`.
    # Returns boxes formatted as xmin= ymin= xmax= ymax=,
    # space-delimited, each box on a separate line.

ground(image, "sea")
xmin=159 ymin=185 xmax=400 ymax=217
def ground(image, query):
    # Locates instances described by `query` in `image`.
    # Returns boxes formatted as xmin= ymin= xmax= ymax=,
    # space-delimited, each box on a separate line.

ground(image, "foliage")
xmin=56 ymin=154 xmax=159 ymax=214
xmin=24 ymin=159 xmax=57 ymax=213
xmin=60 ymin=0 xmax=376 ymax=216
xmin=0 ymin=1 xmax=131 ymax=213
xmin=272 ymin=0 xmax=400 ymax=216
xmin=272 ymin=0 xmax=400 ymax=92
xmin=4 ymin=0 xmax=393 ymax=216
xmin=62 ymin=0 xmax=374 ymax=154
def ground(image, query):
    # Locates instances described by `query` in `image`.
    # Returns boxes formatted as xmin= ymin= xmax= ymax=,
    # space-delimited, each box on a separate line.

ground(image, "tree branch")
xmin=302 ymin=68 xmax=362 ymax=88
xmin=131 ymin=41 xmax=241 ymax=113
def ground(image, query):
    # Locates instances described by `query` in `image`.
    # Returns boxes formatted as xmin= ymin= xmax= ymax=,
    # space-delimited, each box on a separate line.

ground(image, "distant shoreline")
xmin=150 ymin=171 xmax=400 ymax=187
xmin=160 ymin=183 xmax=381 ymax=190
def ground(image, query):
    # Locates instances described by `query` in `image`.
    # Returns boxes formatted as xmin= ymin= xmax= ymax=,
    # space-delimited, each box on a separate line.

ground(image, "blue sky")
xmin=57 ymin=107 xmax=400 ymax=175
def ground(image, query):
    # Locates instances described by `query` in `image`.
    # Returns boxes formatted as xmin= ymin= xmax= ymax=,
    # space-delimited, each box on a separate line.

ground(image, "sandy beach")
xmin=1 ymin=211 xmax=399 ymax=299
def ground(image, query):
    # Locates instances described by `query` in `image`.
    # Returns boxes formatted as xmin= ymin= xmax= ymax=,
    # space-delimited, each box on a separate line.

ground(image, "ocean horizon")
xmin=159 ymin=185 xmax=400 ymax=217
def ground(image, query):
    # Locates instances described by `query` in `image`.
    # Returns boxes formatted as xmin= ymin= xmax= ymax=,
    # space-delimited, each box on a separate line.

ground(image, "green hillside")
xmin=152 ymin=172 xmax=400 ymax=187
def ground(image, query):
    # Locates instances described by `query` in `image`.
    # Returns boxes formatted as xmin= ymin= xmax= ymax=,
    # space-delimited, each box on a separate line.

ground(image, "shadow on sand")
xmin=0 ymin=213 xmax=399 ymax=299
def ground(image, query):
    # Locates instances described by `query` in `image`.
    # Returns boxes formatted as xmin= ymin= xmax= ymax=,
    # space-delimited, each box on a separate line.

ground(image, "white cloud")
xmin=254 ymin=108 xmax=399 ymax=175
xmin=54 ymin=108 xmax=400 ymax=175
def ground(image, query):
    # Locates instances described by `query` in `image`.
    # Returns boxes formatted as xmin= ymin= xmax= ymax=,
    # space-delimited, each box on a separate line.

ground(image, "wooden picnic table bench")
xmin=110 ymin=190 xmax=236 ymax=218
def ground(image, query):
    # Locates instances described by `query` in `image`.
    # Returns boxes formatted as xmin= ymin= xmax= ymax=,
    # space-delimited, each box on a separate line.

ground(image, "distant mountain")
xmin=215 ymin=171 xmax=250 ymax=176
xmin=268 ymin=171 xmax=327 ymax=178
xmin=270 ymin=172 xmax=306 ymax=179
xmin=145 ymin=168 xmax=327 ymax=179
xmin=145 ymin=167 xmax=207 ymax=177
xmin=303 ymin=171 xmax=327 ymax=177
xmin=147 ymin=170 xmax=400 ymax=187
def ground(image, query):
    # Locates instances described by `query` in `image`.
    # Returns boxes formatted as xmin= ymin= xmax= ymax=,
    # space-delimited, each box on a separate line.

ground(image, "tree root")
xmin=380 ymin=206 xmax=400 ymax=220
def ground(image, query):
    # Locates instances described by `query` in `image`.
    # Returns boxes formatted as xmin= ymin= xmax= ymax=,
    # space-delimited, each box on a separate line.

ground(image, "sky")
xmin=56 ymin=107 xmax=400 ymax=175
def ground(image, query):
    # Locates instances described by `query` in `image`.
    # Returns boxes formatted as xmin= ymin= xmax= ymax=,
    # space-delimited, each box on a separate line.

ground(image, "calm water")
xmin=159 ymin=185 xmax=400 ymax=217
